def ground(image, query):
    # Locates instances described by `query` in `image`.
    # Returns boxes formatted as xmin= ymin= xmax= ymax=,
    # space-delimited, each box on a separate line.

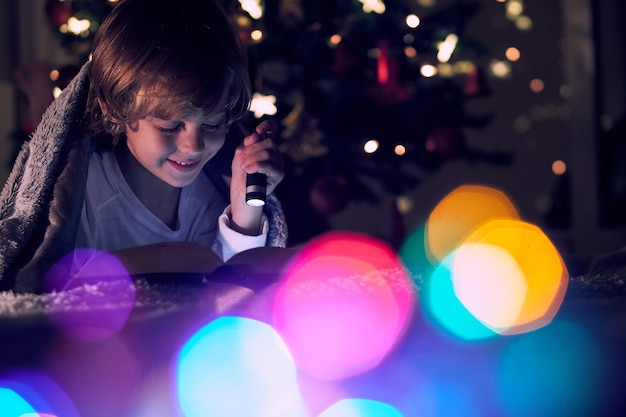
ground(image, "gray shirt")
xmin=76 ymin=149 xmax=266 ymax=260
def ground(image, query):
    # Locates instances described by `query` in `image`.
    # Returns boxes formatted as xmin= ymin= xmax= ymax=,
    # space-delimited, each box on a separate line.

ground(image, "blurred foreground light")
xmin=43 ymin=248 xmax=135 ymax=341
xmin=318 ymin=398 xmax=404 ymax=416
xmin=0 ymin=388 xmax=37 ymax=416
xmin=425 ymin=184 xmax=520 ymax=265
xmin=452 ymin=243 xmax=528 ymax=332
xmin=0 ymin=370 xmax=78 ymax=417
xmin=421 ymin=186 xmax=568 ymax=339
xmin=399 ymin=225 xmax=432 ymax=278
xmin=458 ymin=219 xmax=568 ymax=334
xmin=176 ymin=316 xmax=306 ymax=417
xmin=498 ymin=321 xmax=608 ymax=417
xmin=43 ymin=335 xmax=140 ymax=416
xmin=273 ymin=231 xmax=417 ymax=380
xmin=424 ymin=254 xmax=500 ymax=341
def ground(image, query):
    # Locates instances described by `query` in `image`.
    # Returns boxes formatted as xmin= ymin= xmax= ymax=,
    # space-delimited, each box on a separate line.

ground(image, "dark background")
xmin=1 ymin=0 xmax=625 ymax=257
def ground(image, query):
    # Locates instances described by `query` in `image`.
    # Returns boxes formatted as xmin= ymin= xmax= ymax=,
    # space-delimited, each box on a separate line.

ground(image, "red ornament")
xmin=309 ymin=175 xmax=350 ymax=216
xmin=367 ymin=39 xmax=412 ymax=106
xmin=45 ymin=0 xmax=76 ymax=28
xmin=425 ymin=125 xmax=466 ymax=160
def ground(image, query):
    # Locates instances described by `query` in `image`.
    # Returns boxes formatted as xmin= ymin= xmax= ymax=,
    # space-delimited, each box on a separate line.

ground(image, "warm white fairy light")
xmin=515 ymin=15 xmax=533 ymax=31
xmin=506 ymin=0 xmax=524 ymax=17
xmin=438 ymin=63 xmax=454 ymax=77
xmin=239 ymin=0 xmax=263 ymax=19
xmin=437 ymin=33 xmax=458 ymax=63
xmin=505 ymin=46 xmax=521 ymax=61
xmin=394 ymin=144 xmax=406 ymax=156
xmin=420 ymin=64 xmax=438 ymax=77
xmin=364 ymin=139 xmax=379 ymax=153
xmin=404 ymin=46 xmax=417 ymax=58
xmin=490 ymin=59 xmax=511 ymax=78
xmin=552 ymin=160 xmax=566 ymax=175
xmin=530 ymin=78 xmax=544 ymax=93
xmin=406 ymin=14 xmax=420 ymax=28
xmin=60 ymin=16 xmax=92 ymax=36
xmin=329 ymin=34 xmax=342 ymax=46
xmin=358 ymin=0 xmax=386 ymax=14
xmin=395 ymin=196 xmax=413 ymax=214
xmin=250 ymin=29 xmax=263 ymax=42
xmin=450 ymin=61 xmax=470 ymax=74
xmin=250 ymin=93 xmax=277 ymax=118
xmin=67 ymin=17 xmax=91 ymax=35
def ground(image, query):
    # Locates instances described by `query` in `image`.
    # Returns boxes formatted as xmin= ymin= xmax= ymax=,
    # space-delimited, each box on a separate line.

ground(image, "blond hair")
xmin=86 ymin=0 xmax=251 ymax=144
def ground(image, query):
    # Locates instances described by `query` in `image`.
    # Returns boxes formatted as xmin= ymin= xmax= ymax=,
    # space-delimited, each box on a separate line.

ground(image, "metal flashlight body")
xmin=246 ymin=172 xmax=266 ymax=207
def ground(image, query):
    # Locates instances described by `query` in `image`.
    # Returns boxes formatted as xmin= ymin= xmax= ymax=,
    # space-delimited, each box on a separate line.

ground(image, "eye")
xmin=202 ymin=118 xmax=225 ymax=132
xmin=155 ymin=123 xmax=182 ymax=134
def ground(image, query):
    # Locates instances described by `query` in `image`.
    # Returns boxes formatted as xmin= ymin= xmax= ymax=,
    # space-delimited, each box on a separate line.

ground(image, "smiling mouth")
xmin=167 ymin=159 xmax=201 ymax=170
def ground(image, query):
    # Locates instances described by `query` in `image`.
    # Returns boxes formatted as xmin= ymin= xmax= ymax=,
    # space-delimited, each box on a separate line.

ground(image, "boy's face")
xmin=124 ymin=112 xmax=226 ymax=188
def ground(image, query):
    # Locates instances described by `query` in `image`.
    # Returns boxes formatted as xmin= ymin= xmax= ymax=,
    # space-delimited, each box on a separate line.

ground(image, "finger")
xmin=245 ymin=120 xmax=278 ymax=147
xmin=255 ymin=120 xmax=278 ymax=138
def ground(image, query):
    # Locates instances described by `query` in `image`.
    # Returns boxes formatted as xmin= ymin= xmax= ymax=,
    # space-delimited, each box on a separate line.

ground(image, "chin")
xmin=162 ymin=172 xmax=200 ymax=188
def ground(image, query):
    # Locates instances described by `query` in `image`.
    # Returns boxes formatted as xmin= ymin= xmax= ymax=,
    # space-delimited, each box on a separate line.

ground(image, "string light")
xmin=530 ymin=78 xmax=544 ymax=93
xmin=358 ymin=0 xmax=386 ymax=14
xmin=420 ymin=64 xmax=438 ymax=77
xmin=490 ymin=59 xmax=512 ymax=78
xmin=552 ymin=160 xmax=566 ymax=175
xmin=437 ymin=33 xmax=458 ymax=63
xmin=406 ymin=14 xmax=420 ymax=28
xmin=250 ymin=29 xmax=263 ymax=42
xmin=364 ymin=139 xmax=379 ymax=153
xmin=239 ymin=0 xmax=263 ymax=19
xmin=250 ymin=92 xmax=277 ymax=118
xmin=329 ymin=34 xmax=342 ymax=46
xmin=505 ymin=46 xmax=521 ymax=61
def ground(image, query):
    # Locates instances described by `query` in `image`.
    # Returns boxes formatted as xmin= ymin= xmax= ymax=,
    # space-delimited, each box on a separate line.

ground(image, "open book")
xmin=108 ymin=242 xmax=301 ymax=292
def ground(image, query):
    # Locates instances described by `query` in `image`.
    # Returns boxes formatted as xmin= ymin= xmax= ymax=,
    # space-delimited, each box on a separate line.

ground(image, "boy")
xmin=0 ymin=0 xmax=287 ymax=292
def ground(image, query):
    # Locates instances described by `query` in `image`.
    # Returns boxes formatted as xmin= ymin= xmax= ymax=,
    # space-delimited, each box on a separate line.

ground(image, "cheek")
xmin=206 ymin=134 xmax=226 ymax=153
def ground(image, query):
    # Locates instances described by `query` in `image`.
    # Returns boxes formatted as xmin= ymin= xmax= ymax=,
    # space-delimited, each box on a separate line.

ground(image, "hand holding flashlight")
xmin=236 ymin=120 xmax=284 ymax=207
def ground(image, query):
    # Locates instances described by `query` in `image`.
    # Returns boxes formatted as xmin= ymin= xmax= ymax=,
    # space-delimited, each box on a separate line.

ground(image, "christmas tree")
xmin=44 ymin=0 xmax=512 ymax=245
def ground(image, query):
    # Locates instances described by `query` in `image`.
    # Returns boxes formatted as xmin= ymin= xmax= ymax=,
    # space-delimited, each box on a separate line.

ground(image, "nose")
xmin=177 ymin=126 xmax=205 ymax=154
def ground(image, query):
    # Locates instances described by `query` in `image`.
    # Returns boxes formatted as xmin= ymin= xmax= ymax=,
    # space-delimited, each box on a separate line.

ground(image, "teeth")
xmin=174 ymin=161 xmax=193 ymax=166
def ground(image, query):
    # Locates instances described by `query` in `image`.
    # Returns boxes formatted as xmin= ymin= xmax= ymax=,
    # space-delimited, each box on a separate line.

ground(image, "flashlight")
xmin=246 ymin=172 xmax=266 ymax=207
